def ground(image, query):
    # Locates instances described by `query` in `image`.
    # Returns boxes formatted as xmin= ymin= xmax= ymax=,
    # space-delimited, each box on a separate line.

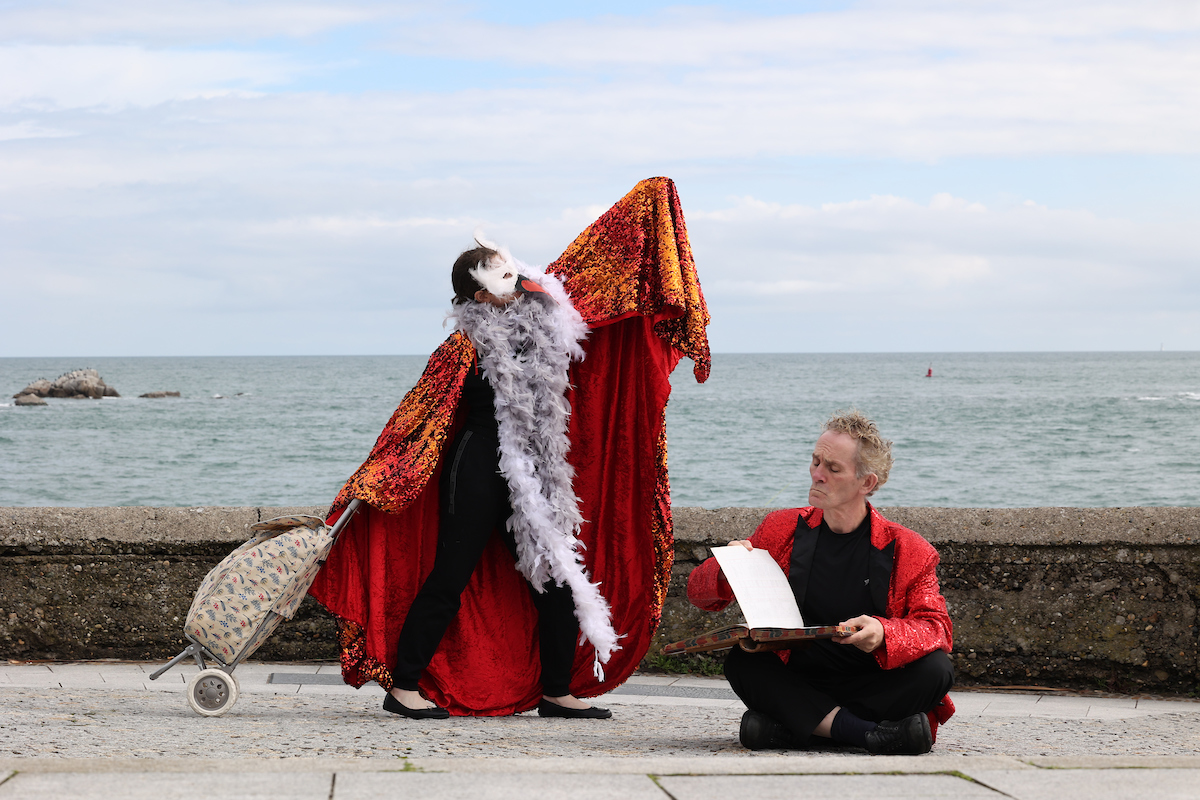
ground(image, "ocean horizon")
xmin=3 ymin=351 xmax=1198 ymax=509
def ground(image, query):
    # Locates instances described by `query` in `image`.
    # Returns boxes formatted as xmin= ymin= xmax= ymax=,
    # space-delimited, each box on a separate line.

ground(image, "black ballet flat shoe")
xmin=537 ymin=698 xmax=612 ymax=719
xmin=383 ymin=692 xmax=450 ymax=720
xmin=864 ymin=712 xmax=933 ymax=755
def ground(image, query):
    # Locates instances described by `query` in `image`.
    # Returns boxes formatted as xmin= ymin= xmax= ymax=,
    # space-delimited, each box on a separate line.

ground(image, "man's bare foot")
xmin=542 ymin=694 xmax=591 ymax=710
xmin=390 ymin=688 xmax=436 ymax=710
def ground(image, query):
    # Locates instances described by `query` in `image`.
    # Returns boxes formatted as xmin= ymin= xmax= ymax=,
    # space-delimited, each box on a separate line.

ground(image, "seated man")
xmin=687 ymin=410 xmax=955 ymax=754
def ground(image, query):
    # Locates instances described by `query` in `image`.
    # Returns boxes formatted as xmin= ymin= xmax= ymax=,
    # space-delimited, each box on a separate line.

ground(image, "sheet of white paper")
xmin=711 ymin=546 xmax=805 ymax=630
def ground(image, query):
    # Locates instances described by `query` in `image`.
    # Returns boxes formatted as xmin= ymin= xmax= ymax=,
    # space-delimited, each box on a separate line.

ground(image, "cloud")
xmin=0 ymin=45 xmax=304 ymax=109
xmin=389 ymin=2 xmax=1199 ymax=67
xmin=375 ymin=0 xmax=1200 ymax=158
xmin=709 ymin=279 xmax=845 ymax=296
xmin=0 ymin=119 xmax=76 ymax=141
xmin=4 ymin=169 xmax=1195 ymax=356
xmin=4 ymin=2 xmax=1198 ymax=154
xmin=0 ymin=1 xmax=388 ymax=45
xmin=256 ymin=215 xmax=473 ymax=236
xmin=686 ymin=190 xmax=1197 ymax=348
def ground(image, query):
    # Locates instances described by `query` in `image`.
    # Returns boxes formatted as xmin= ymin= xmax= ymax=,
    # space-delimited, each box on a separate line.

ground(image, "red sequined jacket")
xmin=688 ymin=504 xmax=955 ymax=726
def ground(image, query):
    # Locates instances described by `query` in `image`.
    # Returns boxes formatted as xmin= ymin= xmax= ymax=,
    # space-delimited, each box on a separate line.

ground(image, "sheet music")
xmin=711 ymin=545 xmax=805 ymax=630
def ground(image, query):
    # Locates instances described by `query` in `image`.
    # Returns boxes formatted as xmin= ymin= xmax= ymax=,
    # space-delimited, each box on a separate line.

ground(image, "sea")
xmin=1 ymin=352 xmax=1198 ymax=509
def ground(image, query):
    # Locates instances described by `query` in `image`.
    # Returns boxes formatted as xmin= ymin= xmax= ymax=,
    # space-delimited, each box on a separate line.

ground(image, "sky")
xmin=2 ymin=0 xmax=1198 ymax=356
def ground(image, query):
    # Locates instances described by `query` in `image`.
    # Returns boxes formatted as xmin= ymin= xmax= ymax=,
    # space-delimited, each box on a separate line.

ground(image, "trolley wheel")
xmin=187 ymin=668 xmax=239 ymax=716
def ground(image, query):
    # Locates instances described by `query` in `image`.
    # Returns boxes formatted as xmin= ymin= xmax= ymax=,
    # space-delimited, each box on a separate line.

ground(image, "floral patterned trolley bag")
xmin=148 ymin=501 xmax=361 ymax=716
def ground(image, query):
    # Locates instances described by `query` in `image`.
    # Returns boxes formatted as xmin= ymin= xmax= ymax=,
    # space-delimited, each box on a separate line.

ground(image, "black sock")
xmin=829 ymin=708 xmax=877 ymax=747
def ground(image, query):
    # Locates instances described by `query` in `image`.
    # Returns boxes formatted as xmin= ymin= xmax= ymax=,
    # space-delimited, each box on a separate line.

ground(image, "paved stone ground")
xmin=3 ymin=663 xmax=1200 ymax=799
xmin=5 ymin=689 xmax=1200 ymax=760
xmin=1 ymin=663 xmax=1198 ymax=760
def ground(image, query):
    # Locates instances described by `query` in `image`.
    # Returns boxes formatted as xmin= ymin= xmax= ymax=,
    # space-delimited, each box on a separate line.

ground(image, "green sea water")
xmin=2 ymin=352 xmax=1197 ymax=508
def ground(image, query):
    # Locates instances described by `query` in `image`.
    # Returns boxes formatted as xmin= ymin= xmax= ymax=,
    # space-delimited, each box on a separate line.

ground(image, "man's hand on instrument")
xmin=836 ymin=615 xmax=884 ymax=653
xmin=728 ymin=540 xmax=754 ymax=551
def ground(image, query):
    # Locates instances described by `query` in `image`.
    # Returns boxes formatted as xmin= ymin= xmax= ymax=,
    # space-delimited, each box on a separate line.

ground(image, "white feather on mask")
xmin=469 ymin=232 xmax=518 ymax=298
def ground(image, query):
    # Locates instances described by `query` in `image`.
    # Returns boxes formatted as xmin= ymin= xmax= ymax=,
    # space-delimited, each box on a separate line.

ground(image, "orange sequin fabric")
xmin=331 ymin=333 xmax=474 ymax=515
xmin=338 ymin=620 xmax=393 ymax=691
xmin=649 ymin=408 xmax=674 ymax=630
xmin=549 ymin=176 xmax=711 ymax=383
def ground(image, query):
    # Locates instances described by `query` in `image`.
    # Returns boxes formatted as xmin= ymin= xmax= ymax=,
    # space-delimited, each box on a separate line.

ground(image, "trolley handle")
xmin=327 ymin=497 xmax=362 ymax=542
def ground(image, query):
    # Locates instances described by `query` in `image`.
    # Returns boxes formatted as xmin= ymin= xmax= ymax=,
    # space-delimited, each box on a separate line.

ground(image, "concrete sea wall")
xmin=2 ymin=506 xmax=1198 ymax=694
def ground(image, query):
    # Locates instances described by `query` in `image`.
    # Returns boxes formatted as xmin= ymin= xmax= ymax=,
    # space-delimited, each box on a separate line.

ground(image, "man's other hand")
xmin=836 ymin=615 xmax=884 ymax=652
xmin=728 ymin=540 xmax=754 ymax=551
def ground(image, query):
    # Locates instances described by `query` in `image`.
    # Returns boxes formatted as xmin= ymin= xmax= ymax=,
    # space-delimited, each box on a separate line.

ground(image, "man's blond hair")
xmin=823 ymin=409 xmax=893 ymax=497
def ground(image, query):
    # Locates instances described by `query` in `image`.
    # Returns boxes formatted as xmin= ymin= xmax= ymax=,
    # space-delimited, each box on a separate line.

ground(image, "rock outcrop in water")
xmin=14 ymin=369 xmax=120 ymax=399
xmin=16 ymin=378 xmax=52 ymax=396
xmin=138 ymin=391 xmax=181 ymax=398
xmin=13 ymin=394 xmax=48 ymax=406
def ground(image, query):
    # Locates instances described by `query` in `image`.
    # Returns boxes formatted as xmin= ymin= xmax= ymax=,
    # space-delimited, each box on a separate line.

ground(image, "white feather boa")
xmin=449 ymin=269 xmax=620 ymax=672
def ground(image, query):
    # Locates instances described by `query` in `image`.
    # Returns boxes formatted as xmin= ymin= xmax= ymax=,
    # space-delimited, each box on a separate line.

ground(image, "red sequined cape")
xmin=686 ymin=505 xmax=957 ymax=739
xmin=308 ymin=177 xmax=710 ymax=716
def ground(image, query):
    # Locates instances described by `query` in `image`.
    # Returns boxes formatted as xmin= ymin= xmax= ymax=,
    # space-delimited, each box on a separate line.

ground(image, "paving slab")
xmin=0 ymin=758 xmax=395 ymax=774
xmin=270 ymin=672 xmax=346 ymax=685
xmin=944 ymin=693 xmax=990 ymax=714
xmin=657 ymin=774 xmax=999 ymax=799
xmin=968 ymin=768 xmax=1200 ymax=800
xmin=0 ymin=772 xmax=333 ymax=800
xmin=609 ymin=684 xmax=736 ymax=701
xmin=296 ymin=683 xmax=374 ymax=696
xmin=4 ymin=756 xmax=1199 ymax=800
xmin=622 ymin=675 xmax=681 ymax=686
xmin=334 ymin=772 xmax=664 ymax=800
xmin=1024 ymin=756 xmax=1200 ymax=769
xmin=1025 ymin=696 xmax=1094 ymax=718
xmin=407 ymin=754 xmax=1031 ymax=774
xmin=973 ymin=695 xmax=1043 ymax=715
xmin=0 ymin=666 xmax=56 ymax=688
xmin=668 ymin=677 xmax=731 ymax=689
xmin=1134 ymin=698 xmax=1200 ymax=712
xmin=608 ymin=694 xmax=740 ymax=708
xmin=142 ymin=672 xmax=191 ymax=692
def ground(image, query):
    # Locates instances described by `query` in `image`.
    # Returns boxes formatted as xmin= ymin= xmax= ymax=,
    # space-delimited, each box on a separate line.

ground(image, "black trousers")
xmin=724 ymin=639 xmax=954 ymax=746
xmin=391 ymin=427 xmax=580 ymax=697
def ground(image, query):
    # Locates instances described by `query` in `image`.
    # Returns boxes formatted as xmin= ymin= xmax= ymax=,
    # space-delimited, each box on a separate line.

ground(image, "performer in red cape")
xmin=308 ymin=177 xmax=710 ymax=717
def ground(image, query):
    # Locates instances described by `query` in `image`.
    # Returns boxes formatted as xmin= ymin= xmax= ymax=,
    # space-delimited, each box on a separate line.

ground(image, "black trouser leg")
xmin=725 ymin=647 xmax=840 ymax=744
xmin=725 ymin=644 xmax=955 ymax=745
xmin=529 ymin=579 xmax=579 ymax=697
xmin=391 ymin=430 xmax=509 ymax=691
xmin=497 ymin=529 xmax=580 ymax=698
xmin=805 ymin=650 xmax=955 ymax=723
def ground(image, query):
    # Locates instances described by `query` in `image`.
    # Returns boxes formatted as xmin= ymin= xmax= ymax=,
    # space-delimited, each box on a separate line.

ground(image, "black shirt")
xmin=801 ymin=513 xmax=875 ymax=627
xmin=460 ymin=359 xmax=499 ymax=433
